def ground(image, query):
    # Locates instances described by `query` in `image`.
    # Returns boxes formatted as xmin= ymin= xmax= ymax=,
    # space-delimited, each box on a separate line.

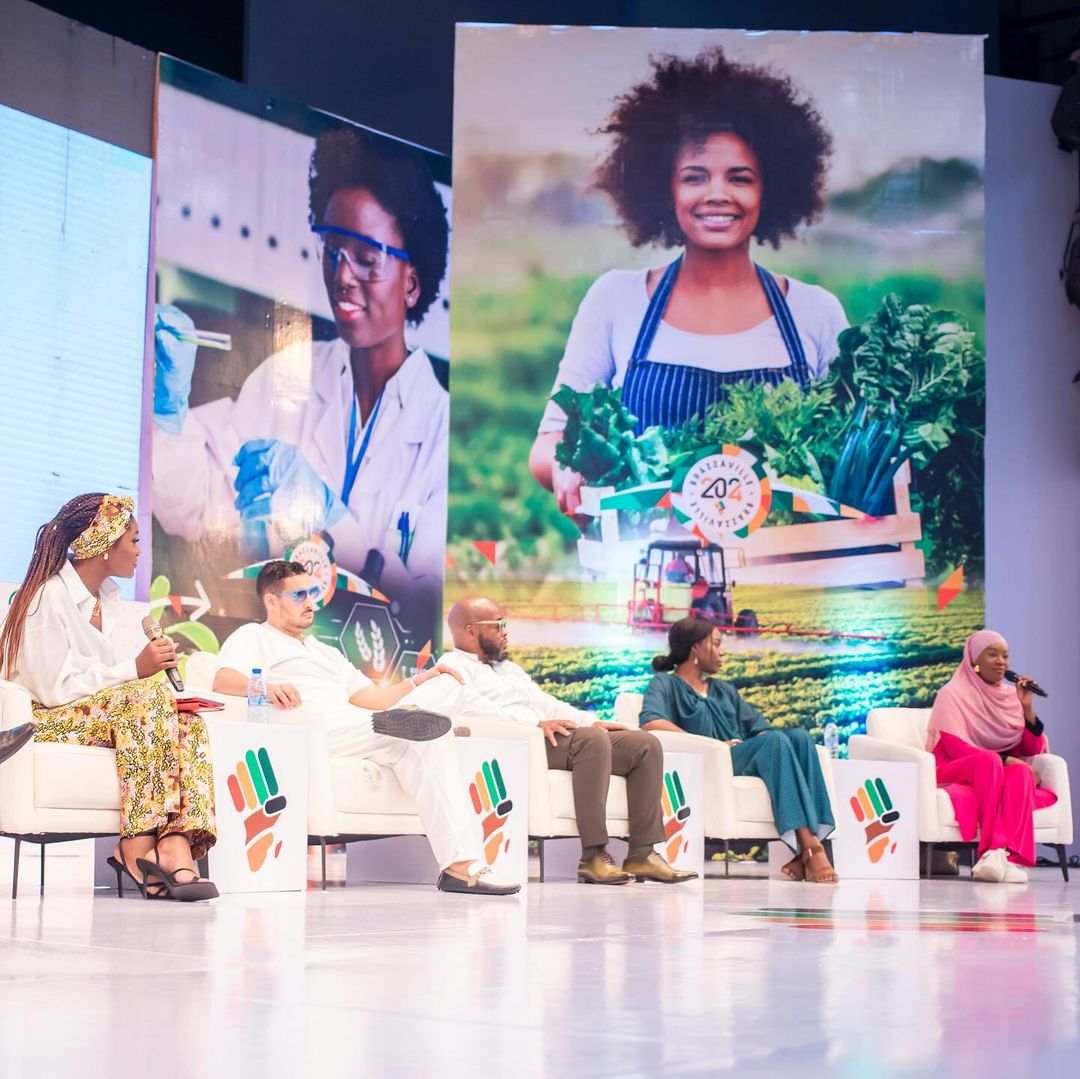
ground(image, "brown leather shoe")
xmin=578 ymin=850 xmax=632 ymax=885
xmin=0 ymin=723 xmax=35 ymax=766
xmin=622 ymin=851 xmax=698 ymax=883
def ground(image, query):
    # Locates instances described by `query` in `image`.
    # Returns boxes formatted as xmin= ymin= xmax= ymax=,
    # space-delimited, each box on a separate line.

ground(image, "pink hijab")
xmin=926 ymin=630 xmax=1025 ymax=752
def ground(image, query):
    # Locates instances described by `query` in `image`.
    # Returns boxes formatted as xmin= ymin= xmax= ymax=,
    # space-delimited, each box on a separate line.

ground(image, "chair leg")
xmin=537 ymin=839 xmax=545 ymax=884
xmin=723 ymin=839 xmax=730 ymax=879
xmin=923 ymin=843 xmax=933 ymax=879
xmin=1054 ymin=844 xmax=1069 ymax=883
xmin=39 ymin=844 xmax=45 ymax=896
xmin=320 ymin=838 xmax=327 ymax=891
xmin=11 ymin=838 xmax=21 ymax=900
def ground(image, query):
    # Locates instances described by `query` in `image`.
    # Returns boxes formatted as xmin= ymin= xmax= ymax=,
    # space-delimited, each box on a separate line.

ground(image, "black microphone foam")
xmin=1004 ymin=669 xmax=1048 ymax=699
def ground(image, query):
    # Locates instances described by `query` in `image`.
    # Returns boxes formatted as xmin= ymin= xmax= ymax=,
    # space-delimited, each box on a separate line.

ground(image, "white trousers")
xmin=320 ymin=681 xmax=479 ymax=869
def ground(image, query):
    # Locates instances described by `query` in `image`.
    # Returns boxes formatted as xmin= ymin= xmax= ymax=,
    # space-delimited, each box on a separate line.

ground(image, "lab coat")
xmin=152 ymin=339 xmax=447 ymax=596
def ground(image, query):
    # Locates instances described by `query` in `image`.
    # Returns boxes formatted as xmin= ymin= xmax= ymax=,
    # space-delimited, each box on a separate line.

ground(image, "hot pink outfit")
xmin=927 ymin=630 xmax=1056 ymax=867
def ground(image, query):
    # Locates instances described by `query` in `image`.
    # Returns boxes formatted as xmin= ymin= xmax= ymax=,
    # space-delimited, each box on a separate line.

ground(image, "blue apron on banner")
xmin=620 ymin=256 xmax=811 ymax=434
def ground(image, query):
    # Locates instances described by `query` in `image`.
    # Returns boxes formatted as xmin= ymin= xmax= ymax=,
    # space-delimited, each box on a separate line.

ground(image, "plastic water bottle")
xmin=823 ymin=719 xmax=839 ymax=759
xmin=247 ymin=668 xmax=268 ymax=724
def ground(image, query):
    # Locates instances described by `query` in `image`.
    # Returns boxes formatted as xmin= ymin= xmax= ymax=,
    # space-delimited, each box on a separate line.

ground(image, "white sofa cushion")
xmin=331 ymin=758 xmax=418 ymax=816
xmin=733 ymin=777 xmax=775 ymax=824
xmin=546 ymin=772 xmax=629 ymax=823
xmin=33 ymin=744 xmax=120 ymax=811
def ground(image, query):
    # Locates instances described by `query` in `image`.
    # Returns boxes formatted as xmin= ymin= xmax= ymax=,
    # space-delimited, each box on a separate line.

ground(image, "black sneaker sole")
xmin=372 ymin=708 xmax=452 ymax=742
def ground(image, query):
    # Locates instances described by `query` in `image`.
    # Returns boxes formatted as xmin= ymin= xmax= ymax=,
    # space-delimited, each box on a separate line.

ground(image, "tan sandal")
xmin=802 ymin=843 xmax=839 ymax=884
xmin=781 ymin=853 xmax=806 ymax=881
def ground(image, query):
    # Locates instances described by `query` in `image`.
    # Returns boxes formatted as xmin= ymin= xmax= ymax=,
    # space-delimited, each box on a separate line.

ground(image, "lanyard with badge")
xmin=341 ymin=392 xmax=384 ymax=504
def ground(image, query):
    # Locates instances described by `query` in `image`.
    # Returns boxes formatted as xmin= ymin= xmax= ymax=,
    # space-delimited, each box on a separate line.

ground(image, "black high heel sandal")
xmin=136 ymin=851 xmax=219 ymax=902
xmin=106 ymin=840 xmax=169 ymax=899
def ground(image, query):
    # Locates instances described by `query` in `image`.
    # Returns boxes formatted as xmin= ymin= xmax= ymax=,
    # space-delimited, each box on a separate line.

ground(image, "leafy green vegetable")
xmin=701 ymin=380 xmax=833 ymax=491
xmin=552 ymin=383 xmax=668 ymax=488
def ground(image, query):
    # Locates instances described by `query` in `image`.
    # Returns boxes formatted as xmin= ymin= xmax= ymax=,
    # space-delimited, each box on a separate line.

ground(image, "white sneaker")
xmin=1001 ymin=860 xmax=1028 ymax=884
xmin=972 ymin=849 xmax=1006 ymax=883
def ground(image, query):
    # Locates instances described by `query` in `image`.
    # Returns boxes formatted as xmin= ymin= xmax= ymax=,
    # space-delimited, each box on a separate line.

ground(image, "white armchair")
xmin=185 ymin=652 xmax=449 ymax=887
xmin=848 ymin=707 xmax=1073 ymax=880
xmin=614 ymin=692 xmax=839 ymax=875
xmin=0 ymin=678 xmax=121 ymax=897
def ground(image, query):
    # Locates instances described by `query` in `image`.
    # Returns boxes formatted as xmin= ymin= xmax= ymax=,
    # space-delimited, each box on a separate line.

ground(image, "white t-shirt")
xmin=436 ymin=648 xmax=594 ymax=728
xmin=216 ymin=622 xmax=371 ymax=708
xmin=11 ymin=560 xmax=143 ymax=707
xmin=538 ymin=267 xmax=849 ymax=433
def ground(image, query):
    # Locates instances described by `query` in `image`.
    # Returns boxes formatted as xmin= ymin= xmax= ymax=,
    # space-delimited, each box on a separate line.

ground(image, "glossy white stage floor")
xmin=1 ymin=860 xmax=1078 ymax=1078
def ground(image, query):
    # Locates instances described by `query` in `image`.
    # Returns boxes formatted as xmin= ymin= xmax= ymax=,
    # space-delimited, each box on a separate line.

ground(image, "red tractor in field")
xmin=628 ymin=538 xmax=758 ymax=632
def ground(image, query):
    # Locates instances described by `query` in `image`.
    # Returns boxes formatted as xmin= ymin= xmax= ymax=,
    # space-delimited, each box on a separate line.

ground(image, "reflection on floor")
xmin=2 ymin=861 xmax=1078 ymax=1078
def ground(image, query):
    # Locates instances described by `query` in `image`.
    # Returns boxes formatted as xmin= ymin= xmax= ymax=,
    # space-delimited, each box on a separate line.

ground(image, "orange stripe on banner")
xmin=857 ymin=788 xmax=874 ymax=820
xmin=227 ymin=774 xmax=245 ymax=813
xmin=237 ymin=761 xmax=257 ymax=809
xmin=476 ymin=772 xmax=492 ymax=811
xmin=247 ymin=833 xmax=274 ymax=872
xmin=661 ymin=787 xmax=673 ymax=817
xmin=850 ymin=795 xmax=865 ymax=822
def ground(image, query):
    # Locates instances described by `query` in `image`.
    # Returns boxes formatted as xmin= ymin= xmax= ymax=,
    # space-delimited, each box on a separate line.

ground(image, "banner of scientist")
xmin=150 ymin=57 xmax=451 ymax=678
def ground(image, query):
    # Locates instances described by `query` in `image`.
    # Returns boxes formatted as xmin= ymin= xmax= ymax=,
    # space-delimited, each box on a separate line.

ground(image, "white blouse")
xmin=13 ymin=560 xmax=141 ymax=708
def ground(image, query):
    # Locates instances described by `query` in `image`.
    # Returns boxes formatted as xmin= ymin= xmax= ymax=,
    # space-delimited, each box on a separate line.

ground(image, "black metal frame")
xmin=306 ymin=833 xmax=406 ymax=889
xmin=2 ymin=831 xmax=113 ymax=899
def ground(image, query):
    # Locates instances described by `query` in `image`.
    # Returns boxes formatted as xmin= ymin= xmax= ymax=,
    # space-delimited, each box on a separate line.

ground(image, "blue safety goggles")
xmin=271 ymin=586 xmax=323 ymax=604
xmin=312 ymin=224 xmax=410 ymax=282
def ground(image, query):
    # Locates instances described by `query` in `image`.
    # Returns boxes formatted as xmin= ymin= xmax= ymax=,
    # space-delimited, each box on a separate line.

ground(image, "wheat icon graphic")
xmin=353 ymin=620 xmax=387 ymax=672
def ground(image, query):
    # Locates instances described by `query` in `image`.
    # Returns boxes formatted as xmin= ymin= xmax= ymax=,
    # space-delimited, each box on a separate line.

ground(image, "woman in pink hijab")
xmin=928 ymin=629 xmax=1054 ymax=883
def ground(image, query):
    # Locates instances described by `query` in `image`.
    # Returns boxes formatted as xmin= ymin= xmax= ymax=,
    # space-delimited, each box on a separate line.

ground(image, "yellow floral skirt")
xmin=32 ymin=677 xmax=217 ymax=858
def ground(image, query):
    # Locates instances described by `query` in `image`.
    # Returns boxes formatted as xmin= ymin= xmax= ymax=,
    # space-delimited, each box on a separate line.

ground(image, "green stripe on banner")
xmin=664 ymin=773 xmax=677 ymax=806
xmin=672 ymin=771 xmax=685 ymax=805
xmin=599 ymin=483 xmax=670 ymax=512
xmin=491 ymin=759 xmax=506 ymax=800
xmin=482 ymin=760 xmax=497 ymax=801
xmin=875 ymin=778 xmax=893 ymax=812
xmin=246 ymin=749 xmax=268 ymax=802
xmin=258 ymin=748 xmax=279 ymax=796
xmin=865 ymin=780 xmax=884 ymax=817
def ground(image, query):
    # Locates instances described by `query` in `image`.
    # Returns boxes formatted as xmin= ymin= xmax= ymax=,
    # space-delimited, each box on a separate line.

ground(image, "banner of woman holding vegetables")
xmin=449 ymin=26 xmax=985 ymax=745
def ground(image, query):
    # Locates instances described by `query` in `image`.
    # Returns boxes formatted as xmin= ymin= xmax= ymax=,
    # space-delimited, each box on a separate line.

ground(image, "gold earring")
xmin=973 ymin=663 xmax=980 ymax=672
xmin=103 ymin=552 xmax=109 ymax=562
xmin=692 ymin=655 xmax=699 ymax=666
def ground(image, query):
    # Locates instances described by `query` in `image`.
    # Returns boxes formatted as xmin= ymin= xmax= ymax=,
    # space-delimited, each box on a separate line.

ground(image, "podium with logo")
xmin=205 ymin=718 xmax=310 ymax=893
xmin=347 ymin=738 xmax=530 ymax=887
xmin=826 ymin=759 xmax=918 ymax=880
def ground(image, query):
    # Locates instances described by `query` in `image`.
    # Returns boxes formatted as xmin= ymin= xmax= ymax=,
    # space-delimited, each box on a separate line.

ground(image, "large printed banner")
xmin=450 ymin=27 xmax=986 ymax=742
xmin=151 ymin=59 xmax=451 ymax=676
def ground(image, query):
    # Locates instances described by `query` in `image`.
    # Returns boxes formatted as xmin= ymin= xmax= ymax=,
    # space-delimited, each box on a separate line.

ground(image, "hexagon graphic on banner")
xmin=339 ymin=598 xmax=403 ymax=682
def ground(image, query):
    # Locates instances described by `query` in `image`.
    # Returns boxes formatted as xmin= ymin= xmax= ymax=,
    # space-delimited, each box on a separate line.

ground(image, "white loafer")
xmin=1001 ymin=860 xmax=1028 ymax=884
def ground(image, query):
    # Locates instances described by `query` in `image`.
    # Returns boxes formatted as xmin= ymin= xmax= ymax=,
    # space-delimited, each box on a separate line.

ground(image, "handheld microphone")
xmin=1004 ymin=669 xmax=1048 ymax=699
xmin=141 ymin=616 xmax=185 ymax=694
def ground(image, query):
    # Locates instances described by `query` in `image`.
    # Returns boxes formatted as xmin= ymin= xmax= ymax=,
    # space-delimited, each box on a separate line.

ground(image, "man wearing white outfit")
xmin=212 ymin=560 xmax=519 ymax=896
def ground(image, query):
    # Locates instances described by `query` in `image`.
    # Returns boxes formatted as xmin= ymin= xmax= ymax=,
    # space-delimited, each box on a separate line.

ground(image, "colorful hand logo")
xmin=227 ymin=748 xmax=287 ymax=871
xmin=661 ymin=770 xmax=691 ymax=863
xmin=849 ymin=777 xmax=900 ymax=863
xmin=468 ymin=758 xmax=513 ymax=865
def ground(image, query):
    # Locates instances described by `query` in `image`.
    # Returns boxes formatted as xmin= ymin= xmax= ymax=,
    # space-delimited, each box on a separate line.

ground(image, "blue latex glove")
xmin=233 ymin=439 xmax=347 ymax=531
xmin=153 ymin=304 xmax=198 ymax=434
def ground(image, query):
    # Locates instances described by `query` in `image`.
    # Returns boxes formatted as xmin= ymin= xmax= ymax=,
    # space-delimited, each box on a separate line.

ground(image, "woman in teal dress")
xmin=641 ymin=617 xmax=837 ymax=882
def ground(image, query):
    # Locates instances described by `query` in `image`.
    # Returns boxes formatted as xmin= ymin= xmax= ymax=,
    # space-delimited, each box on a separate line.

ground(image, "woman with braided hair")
xmin=0 ymin=493 xmax=218 ymax=900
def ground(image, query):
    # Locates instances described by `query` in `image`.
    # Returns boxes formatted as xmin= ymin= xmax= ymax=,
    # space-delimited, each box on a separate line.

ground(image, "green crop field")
xmin=450 ymin=584 xmax=984 ymax=749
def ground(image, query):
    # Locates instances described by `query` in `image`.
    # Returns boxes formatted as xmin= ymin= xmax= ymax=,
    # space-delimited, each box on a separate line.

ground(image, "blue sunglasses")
xmin=271 ymin=586 xmax=322 ymax=604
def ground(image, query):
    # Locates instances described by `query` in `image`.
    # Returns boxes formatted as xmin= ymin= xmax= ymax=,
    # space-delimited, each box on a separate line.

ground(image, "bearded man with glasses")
xmin=212 ymin=561 xmax=520 ymax=895
xmin=439 ymin=597 xmax=697 ymax=885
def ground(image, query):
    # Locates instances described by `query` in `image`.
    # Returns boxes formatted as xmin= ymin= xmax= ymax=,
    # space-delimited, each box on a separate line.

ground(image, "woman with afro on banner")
xmin=0 ymin=493 xmax=218 ymax=900
xmin=152 ymin=124 xmax=450 ymax=620
xmin=530 ymin=47 xmax=849 ymax=514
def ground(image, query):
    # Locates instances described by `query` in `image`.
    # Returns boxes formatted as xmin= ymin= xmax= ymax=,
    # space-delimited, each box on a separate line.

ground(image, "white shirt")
xmin=12 ymin=561 xmax=141 ymax=707
xmin=538 ymin=267 xmax=849 ymax=433
xmin=436 ymin=648 xmax=595 ymax=728
xmin=216 ymin=622 xmax=372 ymax=708
xmin=152 ymin=340 xmax=448 ymax=591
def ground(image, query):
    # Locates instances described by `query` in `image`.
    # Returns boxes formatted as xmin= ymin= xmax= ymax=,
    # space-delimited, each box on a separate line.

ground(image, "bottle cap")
xmin=252 ymin=668 xmax=262 ymax=674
